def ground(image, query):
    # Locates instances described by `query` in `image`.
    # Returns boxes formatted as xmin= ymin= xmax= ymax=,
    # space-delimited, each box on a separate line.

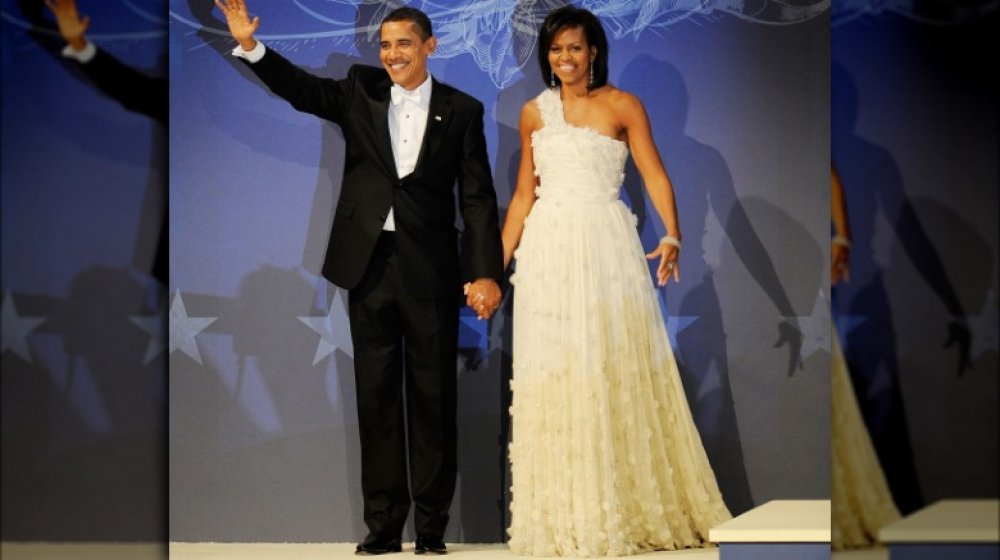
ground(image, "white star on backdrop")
xmin=169 ymin=290 xmax=217 ymax=365
xmin=656 ymin=290 xmax=700 ymax=351
xmin=1 ymin=291 xmax=46 ymax=364
xmin=665 ymin=314 xmax=700 ymax=352
xmin=783 ymin=288 xmax=832 ymax=363
xmin=298 ymin=289 xmax=353 ymax=365
xmin=834 ymin=313 xmax=868 ymax=339
xmin=866 ymin=362 xmax=894 ymax=401
xmin=695 ymin=360 xmax=723 ymax=402
xmin=130 ymin=311 xmax=166 ymax=365
xmin=458 ymin=312 xmax=489 ymax=352
xmin=700 ymin=205 xmax=726 ymax=269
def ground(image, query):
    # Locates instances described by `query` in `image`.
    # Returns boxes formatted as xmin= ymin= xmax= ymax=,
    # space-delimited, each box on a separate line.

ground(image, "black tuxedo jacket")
xmin=243 ymin=49 xmax=503 ymax=298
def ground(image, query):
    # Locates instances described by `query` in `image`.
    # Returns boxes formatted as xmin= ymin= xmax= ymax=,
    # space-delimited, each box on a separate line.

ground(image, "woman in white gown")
xmin=496 ymin=6 xmax=732 ymax=556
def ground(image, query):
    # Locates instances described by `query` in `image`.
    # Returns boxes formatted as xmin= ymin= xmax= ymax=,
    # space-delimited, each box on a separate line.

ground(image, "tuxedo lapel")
xmin=367 ymin=74 xmax=399 ymax=179
xmin=412 ymin=79 xmax=454 ymax=178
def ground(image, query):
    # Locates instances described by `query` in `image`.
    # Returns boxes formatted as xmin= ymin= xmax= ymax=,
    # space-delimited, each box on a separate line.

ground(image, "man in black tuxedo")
xmin=216 ymin=0 xmax=503 ymax=554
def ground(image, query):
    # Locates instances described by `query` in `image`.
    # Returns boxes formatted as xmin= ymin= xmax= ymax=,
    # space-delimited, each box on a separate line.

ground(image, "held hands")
xmin=645 ymin=236 xmax=680 ymax=286
xmin=464 ymin=279 xmax=501 ymax=320
xmin=215 ymin=0 xmax=260 ymax=50
xmin=44 ymin=0 xmax=89 ymax=51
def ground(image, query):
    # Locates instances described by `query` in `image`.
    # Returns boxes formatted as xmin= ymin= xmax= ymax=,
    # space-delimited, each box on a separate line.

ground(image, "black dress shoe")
xmin=414 ymin=534 xmax=447 ymax=555
xmin=356 ymin=533 xmax=402 ymax=555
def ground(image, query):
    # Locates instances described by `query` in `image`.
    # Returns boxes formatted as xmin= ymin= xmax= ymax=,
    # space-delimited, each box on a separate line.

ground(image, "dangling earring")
xmin=589 ymin=62 xmax=594 ymax=87
xmin=550 ymin=70 xmax=556 ymax=88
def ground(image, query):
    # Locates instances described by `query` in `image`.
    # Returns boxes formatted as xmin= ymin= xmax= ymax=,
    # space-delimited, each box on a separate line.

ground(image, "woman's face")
xmin=548 ymin=26 xmax=596 ymax=87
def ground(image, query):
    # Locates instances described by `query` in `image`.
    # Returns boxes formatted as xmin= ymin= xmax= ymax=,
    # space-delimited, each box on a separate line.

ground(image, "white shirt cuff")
xmin=231 ymin=40 xmax=266 ymax=63
xmin=61 ymin=40 xmax=96 ymax=63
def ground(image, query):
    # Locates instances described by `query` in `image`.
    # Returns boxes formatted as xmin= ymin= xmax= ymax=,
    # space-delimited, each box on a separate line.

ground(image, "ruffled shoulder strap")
xmin=534 ymin=88 xmax=564 ymax=128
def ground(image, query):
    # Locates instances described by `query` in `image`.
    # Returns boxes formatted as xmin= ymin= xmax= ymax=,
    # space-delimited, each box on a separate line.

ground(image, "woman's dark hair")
xmin=537 ymin=5 xmax=609 ymax=90
xmin=382 ymin=6 xmax=433 ymax=40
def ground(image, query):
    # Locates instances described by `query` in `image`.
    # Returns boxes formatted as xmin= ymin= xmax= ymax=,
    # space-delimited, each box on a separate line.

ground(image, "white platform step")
xmin=708 ymin=500 xmax=831 ymax=560
xmin=877 ymin=499 xmax=999 ymax=560
xmin=710 ymin=499 xmax=831 ymax=542
xmin=879 ymin=499 xmax=998 ymax=543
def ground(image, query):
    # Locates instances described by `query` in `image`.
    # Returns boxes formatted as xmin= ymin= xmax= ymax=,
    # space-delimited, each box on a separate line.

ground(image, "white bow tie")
xmin=390 ymin=84 xmax=422 ymax=106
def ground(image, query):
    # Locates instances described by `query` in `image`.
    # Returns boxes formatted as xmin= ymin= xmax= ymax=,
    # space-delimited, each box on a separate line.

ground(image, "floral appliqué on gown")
xmin=507 ymin=88 xmax=732 ymax=556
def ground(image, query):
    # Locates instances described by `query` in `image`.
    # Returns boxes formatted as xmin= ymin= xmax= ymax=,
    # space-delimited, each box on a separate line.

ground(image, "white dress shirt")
xmin=232 ymin=41 xmax=433 ymax=232
xmin=384 ymin=73 xmax=432 ymax=231
xmin=62 ymin=39 xmax=96 ymax=63
xmin=231 ymin=40 xmax=266 ymax=63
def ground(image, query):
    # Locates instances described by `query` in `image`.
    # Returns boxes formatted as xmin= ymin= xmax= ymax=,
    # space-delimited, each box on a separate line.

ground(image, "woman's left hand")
xmin=646 ymin=244 xmax=680 ymax=286
xmin=831 ymin=244 xmax=850 ymax=284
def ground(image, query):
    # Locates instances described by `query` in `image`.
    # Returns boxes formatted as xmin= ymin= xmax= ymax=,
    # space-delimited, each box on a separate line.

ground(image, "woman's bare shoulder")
xmin=519 ymin=95 xmax=543 ymax=132
xmin=603 ymin=86 xmax=644 ymax=112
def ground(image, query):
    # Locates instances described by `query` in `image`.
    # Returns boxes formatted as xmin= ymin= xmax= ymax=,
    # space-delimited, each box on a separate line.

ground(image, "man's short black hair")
xmin=382 ymin=7 xmax=433 ymax=40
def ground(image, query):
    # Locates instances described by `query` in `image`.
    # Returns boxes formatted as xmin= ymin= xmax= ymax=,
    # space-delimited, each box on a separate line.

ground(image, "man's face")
xmin=379 ymin=20 xmax=436 ymax=90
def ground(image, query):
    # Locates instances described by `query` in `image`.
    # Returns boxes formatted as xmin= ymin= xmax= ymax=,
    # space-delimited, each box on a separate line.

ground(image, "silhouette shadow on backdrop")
xmin=829 ymin=59 xmax=980 ymax=514
xmin=2 ymin=264 xmax=163 ymax=540
xmin=15 ymin=0 xmax=167 ymax=287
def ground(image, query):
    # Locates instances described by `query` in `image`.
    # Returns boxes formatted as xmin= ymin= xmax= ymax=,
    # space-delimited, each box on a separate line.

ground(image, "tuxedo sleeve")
xmin=457 ymin=103 xmax=504 ymax=285
xmin=239 ymin=48 xmax=354 ymax=125
xmin=74 ymin=48 xmax=167 ymax=124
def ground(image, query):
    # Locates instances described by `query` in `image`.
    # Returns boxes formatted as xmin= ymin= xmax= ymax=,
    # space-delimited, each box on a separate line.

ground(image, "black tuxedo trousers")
xmin=349 ymin=232 xmax=458 ymax=538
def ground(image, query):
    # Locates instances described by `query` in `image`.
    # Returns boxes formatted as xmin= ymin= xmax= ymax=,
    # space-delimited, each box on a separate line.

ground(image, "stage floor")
xmin=1 ymin=541 xmax=891 ymax=559
xmin=0 ymin=542 xmax=165 ymax=559
xmin=168 ymin=542 xmax=717 ymax=559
